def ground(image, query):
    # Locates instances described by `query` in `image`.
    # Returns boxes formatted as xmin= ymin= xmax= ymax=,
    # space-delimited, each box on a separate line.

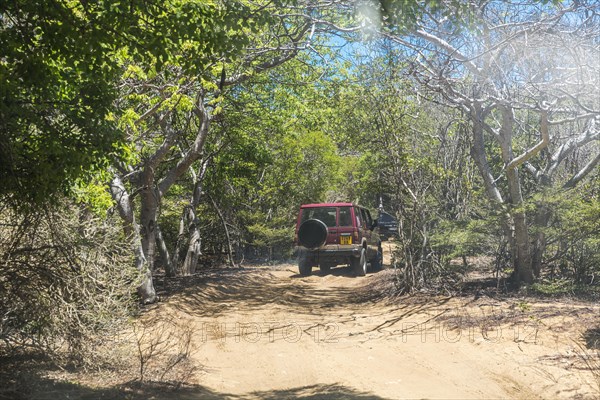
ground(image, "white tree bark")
xmin=109 ymin=174 xmax=157 ymax=304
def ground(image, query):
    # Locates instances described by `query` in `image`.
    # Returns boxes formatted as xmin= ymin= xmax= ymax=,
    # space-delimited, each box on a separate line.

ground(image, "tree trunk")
xmin=181 ymin=208 xmax=201 ymax=275
xmin=156 ymin=224 xmax=174 ymax=276
xmin=531 ymin=179 xmax=552 ymax=278
xmin=135 ymin=168 xmax=163 ymax=303
xmin=139 ymin=178 xmax=159 ymax=275
xmin=469 ymin=104 xmax=516 ymax=270
xmin=500 ymin=107 xmax=533 ymax=285
xmin=531 ymin=196 xmax=551 ymax=278
xmin=510 ymin=208 xmax=534 ymax=284
xmin=169 ymin=209 xmax=187 ymax=277
xmin=209 ymin=194 xmax=236 ymax=267
xmin=109 ymin=175 xmax=158 ymax=304
xmin=177 ymin=161 xmax=210 ymax=275
xmin=469 ymin=104 xmax=534 ymax=285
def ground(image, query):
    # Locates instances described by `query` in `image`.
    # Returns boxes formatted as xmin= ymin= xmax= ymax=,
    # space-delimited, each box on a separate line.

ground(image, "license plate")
xmin=340 ymin=235 xmax=352 ymax=245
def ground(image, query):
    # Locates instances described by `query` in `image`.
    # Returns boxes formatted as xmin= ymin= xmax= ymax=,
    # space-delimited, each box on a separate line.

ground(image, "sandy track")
xmin=150 ymin=259 xmax=599 ymax=400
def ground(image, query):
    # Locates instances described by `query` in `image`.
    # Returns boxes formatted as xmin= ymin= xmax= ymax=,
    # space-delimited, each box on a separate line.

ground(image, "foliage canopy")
xmin=0 ymin=0 xmax=266 ymax=204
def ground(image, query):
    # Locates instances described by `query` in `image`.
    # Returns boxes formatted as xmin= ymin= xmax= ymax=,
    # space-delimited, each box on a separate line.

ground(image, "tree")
xmin=324 ymin=44 xmax=477 ymax=292
xmin=0 ymin=0 xmax=252 ymax=205
xmin=158 ymin=53 xmax=344 ymax=266
xmin=108 ymin=1 xmax=324 ymax=301
xmin=367 ymin=0 xmax=600 ymax=284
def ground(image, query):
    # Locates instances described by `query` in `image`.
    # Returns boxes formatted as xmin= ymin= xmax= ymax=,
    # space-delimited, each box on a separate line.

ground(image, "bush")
xmin=0 ymin=201 xmax=141 ymax=365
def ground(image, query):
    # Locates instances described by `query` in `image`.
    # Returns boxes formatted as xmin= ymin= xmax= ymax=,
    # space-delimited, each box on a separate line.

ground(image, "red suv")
xmin=294 ymin=203 xmax=383 ymax=276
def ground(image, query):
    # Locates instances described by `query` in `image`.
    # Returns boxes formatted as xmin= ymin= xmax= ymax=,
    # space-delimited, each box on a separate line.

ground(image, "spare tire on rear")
xmin=298 ymin=219 xmax=328 ymax=250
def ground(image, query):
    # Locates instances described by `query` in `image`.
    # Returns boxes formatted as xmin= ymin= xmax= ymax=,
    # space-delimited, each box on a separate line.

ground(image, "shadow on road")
xmin=153 ymin=266 xmax=391 ymax=318
xmin=288 ymin=265 xmax=367 ymax=279
xmin=6 ymin=371 xmax=391 ymax=400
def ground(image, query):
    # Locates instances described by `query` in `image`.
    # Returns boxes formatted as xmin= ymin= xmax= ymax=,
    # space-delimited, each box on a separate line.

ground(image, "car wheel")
xmin=353 ymin=248 xmax=367 ymax=276
xmin=298 ymin=252 xmax=313 ymax=276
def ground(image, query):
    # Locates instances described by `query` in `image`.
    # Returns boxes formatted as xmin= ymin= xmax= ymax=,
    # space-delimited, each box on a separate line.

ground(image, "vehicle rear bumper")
xmin=296 ymin=245 xmax=361 ymax=259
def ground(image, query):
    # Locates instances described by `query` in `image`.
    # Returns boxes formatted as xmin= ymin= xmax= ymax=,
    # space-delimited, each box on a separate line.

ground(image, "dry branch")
xmin=506 ymin=111 xmax=550 ymax=170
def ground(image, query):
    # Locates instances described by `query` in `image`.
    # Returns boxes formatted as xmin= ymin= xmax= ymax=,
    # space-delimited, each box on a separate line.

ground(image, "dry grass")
xmin=576 ymin=328 xmax=600 ymax=395
xmin=132 ymin=315 xmax=200 ymax=387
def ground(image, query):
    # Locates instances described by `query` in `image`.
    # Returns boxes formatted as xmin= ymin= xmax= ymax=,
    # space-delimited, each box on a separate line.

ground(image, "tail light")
xmin=353 ymin=229 xmax=359 ymax=243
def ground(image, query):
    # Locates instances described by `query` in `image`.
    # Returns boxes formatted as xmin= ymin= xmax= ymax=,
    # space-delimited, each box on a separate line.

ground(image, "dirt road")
xmin=151 ymin=256 xmax=599 ymax=400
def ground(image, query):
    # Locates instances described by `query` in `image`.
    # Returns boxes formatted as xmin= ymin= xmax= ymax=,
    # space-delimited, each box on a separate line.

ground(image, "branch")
xmin=506 ymin=111 xmax=549 ymax=170
xmin=223 ymin=21 xmax=312 ymax=87
xmin=157 ymin=97 xmax=210 ymax=197
xmin=309 ymin=18 xmax=362 ymax=34
xmin=563 ymin=152 xmax=600 ymax=189
xmin=470 ymin=104 xmax=505 ymax=204
xmin=146 ymin=117 xmax=179 ymax=170
xmin=523 ymin=162 xmax=541 ymax=181
xmin=548 ymin=113 xmax=599 ymax=126
xmin=547 ymin=118 xmax=600 ymax=176
xmin=413 ymin=29 xmax=481 ymax=76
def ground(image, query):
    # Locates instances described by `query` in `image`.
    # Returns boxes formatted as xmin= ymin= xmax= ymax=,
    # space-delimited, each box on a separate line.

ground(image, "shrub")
xmin=0 ymin=201 xmax=141 ymax=365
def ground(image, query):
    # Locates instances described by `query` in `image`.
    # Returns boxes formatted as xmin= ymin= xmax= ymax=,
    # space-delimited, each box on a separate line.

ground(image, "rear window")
xmin=301 ymin=207 xmax=337 ymax=227
xmin=379 ymin=212 xmax=396 ymax=223
xmin=338 ymin=207 xmax=352 ymax=226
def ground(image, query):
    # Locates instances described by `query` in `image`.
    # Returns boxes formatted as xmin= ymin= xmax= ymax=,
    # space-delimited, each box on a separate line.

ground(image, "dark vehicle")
xmin=294 ymin=203 xmax=382 ymax=276
xmin=377 ymin=210 xmax=398 ymax=239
